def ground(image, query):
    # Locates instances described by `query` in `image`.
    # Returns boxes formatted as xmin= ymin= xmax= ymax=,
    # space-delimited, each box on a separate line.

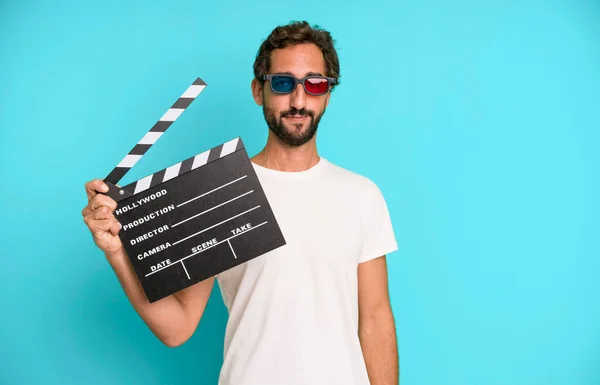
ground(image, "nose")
xmin=289 ymin=83 xmax=307 ymax=110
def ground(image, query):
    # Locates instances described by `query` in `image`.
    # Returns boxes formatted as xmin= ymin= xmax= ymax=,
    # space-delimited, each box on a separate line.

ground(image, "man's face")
xmin=254 ymin=43 xmax=331 ymax=147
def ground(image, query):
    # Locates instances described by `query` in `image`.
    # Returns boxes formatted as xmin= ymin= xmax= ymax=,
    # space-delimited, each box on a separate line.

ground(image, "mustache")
xmin=280 ymin=108 xmax=315 ymax=118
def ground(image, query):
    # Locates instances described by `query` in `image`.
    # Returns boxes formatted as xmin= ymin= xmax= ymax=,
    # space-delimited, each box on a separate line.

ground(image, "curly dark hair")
xmin=253 ymin=20 xmax=341 ymax=90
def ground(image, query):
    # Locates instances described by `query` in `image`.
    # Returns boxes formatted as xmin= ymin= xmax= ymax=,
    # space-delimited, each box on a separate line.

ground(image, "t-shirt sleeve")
xmin=358 ymin=179 xmax=399 ymax=264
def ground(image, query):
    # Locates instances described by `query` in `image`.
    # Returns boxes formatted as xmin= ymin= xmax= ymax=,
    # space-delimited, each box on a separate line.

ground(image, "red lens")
xmin=304 ymin=78 xmax=329 ymax=94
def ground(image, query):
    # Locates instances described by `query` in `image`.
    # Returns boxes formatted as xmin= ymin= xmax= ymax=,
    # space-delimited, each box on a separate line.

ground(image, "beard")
xmin=263 ymin=105 xmax=325 ymax=147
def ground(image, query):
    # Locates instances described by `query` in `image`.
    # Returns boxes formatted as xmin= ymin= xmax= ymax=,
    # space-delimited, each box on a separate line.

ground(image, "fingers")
xmin=94 ymin=218 xmax=122 ymax=235
xmin=81 ymin=193 xmax=117 ymax=217
xmin=83 ymin=206 xmax=121 ymax=232
xmin=82 ymin=178 xmax=123 ymax=240
xmin=92 ymin=206 xmax=115 ymax=221
xmin=83 ymin=206 xmax=113 ymax=227
xmin=84 ymin=179 xmax=109 ymax=202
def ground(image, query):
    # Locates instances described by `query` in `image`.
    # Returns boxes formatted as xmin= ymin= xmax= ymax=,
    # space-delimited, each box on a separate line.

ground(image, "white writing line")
xmin=172 ymin=190 xmax=254 ymax=228
xmin=145 ymin=221 xmax=268 ymax=277
xmin=172 ymin=205 xmax=261 ymax=246
xmin=227 ymin=240 xmax=237 ymax=259
xmin=181 ymin=261 xmax=190 ymax=279
xmin=177 ymin=175 xmax=247 ymax=208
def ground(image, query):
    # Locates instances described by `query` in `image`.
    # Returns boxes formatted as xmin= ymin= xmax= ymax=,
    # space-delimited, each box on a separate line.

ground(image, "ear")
xmin=251 ymin=78 xmax=264 ymax=106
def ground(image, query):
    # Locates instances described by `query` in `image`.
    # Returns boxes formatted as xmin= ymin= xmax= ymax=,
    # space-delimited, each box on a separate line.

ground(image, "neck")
xmin=251 ymin=131 xmax=320 ymax=172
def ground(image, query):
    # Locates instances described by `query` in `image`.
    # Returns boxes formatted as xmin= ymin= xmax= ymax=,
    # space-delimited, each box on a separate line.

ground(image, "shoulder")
xmin=323 ymin=159 xmax=398 ymax=261
xmin=322 ymin=159 xmax=393 ymax=217
xmin=322 ymin=158 xmax=379 ymax=193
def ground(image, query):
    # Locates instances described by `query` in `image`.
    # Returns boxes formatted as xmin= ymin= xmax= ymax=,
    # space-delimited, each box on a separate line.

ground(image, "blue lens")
xmin=271 ymin=76 xmax=295 ymax=93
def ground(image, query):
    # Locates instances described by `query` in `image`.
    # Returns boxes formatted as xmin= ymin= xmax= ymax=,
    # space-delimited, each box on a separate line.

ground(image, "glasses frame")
xmin=261 ymin=74 xmax=339 ymax=96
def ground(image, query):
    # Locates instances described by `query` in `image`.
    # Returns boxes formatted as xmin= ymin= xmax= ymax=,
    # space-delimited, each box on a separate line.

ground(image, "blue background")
xmin=1 ymin=1 xmax=599 ymax=384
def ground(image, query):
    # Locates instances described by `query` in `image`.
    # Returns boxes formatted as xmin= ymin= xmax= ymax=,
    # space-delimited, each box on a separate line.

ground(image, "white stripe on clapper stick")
xmin=160 ymin=108 xmax=184 ymax=122
xmin=138 ymin=131 xmax=163 ymax=145
xmin=191 ymin=150 xmax=210 ymax=170
xmin=163 ymin=162 xmax=182 ymax=182
xmin=117 ymin=154 xmax=142 ymax=168
xmin=134 ymin=174 xmax=153 ymax=194
xmin=181 ymin=84 xmax=206 ymax=98
xmin=220 ymin=138 xmax=239 ymax=157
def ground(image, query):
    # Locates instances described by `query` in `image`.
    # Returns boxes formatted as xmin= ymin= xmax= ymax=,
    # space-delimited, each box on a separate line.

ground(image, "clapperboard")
xmin=102 ymin=78 xmax=286 ymax=303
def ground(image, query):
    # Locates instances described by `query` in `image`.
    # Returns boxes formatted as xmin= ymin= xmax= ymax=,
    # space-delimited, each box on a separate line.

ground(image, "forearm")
xmin=359 ymin=306 xmax=399 ymax=385
xmin=106 ymin=248 xmax=191 ymax=346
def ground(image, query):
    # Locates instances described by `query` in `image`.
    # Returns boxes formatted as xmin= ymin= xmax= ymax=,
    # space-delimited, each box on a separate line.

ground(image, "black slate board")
xmin=105 ymin=138 xmax=286 ymax=302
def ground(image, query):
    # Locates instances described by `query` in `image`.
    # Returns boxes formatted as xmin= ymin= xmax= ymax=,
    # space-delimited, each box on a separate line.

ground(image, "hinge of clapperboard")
xmin=102 ymin=77 xmax=241 ymax=202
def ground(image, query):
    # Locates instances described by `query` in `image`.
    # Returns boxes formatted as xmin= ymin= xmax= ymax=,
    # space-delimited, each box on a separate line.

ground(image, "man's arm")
xmin=82 ymin=179 xmax=214 ymax=348
xmin=107 ymin=247 xmax=215 ymax=347
xmin=358 ymin=255 xmax=399 ymax=385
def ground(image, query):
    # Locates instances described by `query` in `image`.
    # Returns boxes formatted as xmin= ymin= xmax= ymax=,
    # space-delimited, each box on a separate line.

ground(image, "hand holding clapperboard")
xmin=100 ymin=78 xmax=286 ymax=303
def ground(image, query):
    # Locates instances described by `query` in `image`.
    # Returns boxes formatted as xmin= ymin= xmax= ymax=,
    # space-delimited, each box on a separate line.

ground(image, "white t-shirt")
xmin=215 ymin=157 xmax=398 ymax=385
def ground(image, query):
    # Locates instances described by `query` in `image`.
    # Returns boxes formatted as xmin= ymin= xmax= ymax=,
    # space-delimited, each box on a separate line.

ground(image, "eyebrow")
xmin=273 ymin=71 xmax=324 ymax=77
